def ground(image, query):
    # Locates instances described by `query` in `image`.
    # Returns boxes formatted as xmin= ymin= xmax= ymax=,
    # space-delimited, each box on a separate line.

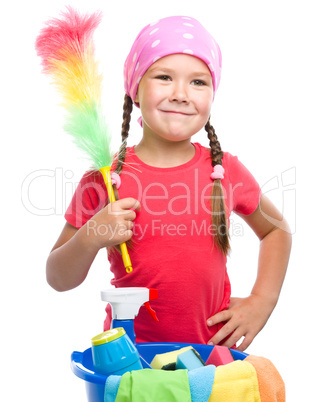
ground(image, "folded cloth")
xmin=114 ymin=369 xmax=191 ymax=401
xmin=104 ymin=355 xmax=284 ymax=402
xmin=105 ymin=366 xmax=216 ymax=401
xmin=188 ymin=365 xmax=216 ymax=402
xmin=104 ymin=375 xmax=121 ymax=402
xmin=209 ymin=360 xmax=261 ymax=402
xmin=245 ymin=355 xmax=285 ymax=402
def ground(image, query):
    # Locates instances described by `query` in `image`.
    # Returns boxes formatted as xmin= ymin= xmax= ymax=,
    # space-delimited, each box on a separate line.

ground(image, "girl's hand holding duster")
xmin=87 ymin=198 xmax=141 ymax=249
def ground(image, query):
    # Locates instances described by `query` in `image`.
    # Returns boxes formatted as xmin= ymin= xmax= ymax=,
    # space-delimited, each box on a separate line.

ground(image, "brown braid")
xmin=115 ymin=94 xmax=133 ymax=174
xmin=109 ymin=94 xmax=134 ymax=255
xmin=205 ymin=119 xmax=230 ymax=255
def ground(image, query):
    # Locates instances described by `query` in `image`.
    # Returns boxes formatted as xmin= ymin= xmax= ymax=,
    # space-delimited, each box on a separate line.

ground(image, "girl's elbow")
xmin=46 ymin=266 xmax=66 ymax=292
xmin=46 ymin=257 xmax=70 ymax=292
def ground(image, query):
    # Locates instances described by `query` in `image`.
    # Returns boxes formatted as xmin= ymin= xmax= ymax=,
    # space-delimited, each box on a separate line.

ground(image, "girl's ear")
xmin=134 ymin=92 xmax=139 ymax=103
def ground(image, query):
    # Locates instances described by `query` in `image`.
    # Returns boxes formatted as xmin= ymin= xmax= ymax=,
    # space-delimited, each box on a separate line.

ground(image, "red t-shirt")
xmin=65 ymin=143 xmax=261 ymax=344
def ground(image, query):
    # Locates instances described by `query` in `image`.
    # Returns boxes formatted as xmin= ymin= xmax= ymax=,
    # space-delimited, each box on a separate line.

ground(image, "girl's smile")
xmin=135 ymin=54 xmax=214 ymax=144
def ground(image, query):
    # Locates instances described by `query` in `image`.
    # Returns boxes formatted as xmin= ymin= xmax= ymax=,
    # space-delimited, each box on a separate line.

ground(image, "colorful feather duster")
xmin=36 ymin=7 xmax=133 ymax=273
xmin=35 ymin=6 xmax=112 ymax=169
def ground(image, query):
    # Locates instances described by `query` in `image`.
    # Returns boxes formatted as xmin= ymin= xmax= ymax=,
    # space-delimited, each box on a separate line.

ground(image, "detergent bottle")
xmin=91 ymin=327 xmax=143 ymax=375
xmin=100 ymin=287 xmax=159 ymax=344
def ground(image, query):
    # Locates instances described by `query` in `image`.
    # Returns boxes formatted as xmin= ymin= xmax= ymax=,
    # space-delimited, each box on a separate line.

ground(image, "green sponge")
xmin=150 ymin=346 xmax=193 ymax=370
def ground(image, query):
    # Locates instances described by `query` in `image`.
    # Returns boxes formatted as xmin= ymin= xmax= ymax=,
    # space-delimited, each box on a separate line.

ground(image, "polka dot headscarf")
xmin=124 ymin=16 xmax=222 ymax=107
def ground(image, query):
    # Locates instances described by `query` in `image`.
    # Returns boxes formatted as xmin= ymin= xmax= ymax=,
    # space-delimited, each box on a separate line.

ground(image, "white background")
xmin=1 ymin=0 xmax=316 ymax=400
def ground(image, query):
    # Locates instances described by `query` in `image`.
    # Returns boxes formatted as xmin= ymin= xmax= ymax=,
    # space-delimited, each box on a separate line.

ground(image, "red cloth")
xmin=65 ymin=143 xmax=261 ymax=344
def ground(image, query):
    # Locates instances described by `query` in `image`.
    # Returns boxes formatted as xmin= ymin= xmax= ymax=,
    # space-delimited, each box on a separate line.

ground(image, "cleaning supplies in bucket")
xmin=91 ymin=327 xmax=143 ymax=376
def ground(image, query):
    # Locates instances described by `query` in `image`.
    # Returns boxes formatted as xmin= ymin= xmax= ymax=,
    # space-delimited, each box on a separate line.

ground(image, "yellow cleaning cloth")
xmin=209 ymin=360 xmax=261 ymax=402
xmin=245 ymin=355 xmax=285 ymax=401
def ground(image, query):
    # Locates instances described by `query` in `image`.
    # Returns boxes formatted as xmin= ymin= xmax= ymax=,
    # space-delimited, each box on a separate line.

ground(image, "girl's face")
xmin=135 ymin=54 xmax=213 ymax=144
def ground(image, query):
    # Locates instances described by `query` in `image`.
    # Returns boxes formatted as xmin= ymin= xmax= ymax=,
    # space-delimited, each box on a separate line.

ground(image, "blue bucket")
xmin=71 ymin=342 xmax=248 ymax=402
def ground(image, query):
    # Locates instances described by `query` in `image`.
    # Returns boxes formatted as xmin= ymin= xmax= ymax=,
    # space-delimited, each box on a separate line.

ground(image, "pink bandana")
xmin=124 ymin=16 xmax=222 ymax=107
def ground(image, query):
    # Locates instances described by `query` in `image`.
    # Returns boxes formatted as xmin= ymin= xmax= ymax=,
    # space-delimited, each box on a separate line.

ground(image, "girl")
xmin=47 ymin=16 xmax=291 ymax=351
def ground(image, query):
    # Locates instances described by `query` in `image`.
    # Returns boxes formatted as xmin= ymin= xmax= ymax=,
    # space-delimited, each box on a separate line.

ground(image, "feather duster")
xmin=36 ymin=8 xmax=133 ymax=273
xmin=35 ymin=6 xmax=112 ymax=169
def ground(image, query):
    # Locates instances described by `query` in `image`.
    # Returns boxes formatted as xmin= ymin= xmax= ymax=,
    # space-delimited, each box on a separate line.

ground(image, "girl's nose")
xmin=169 ymin=81 xmax=189 ymax=103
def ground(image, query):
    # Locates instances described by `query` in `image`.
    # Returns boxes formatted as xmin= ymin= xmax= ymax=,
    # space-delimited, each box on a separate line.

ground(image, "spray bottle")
xmin=100 ymin=287 xmax=159 ymax=345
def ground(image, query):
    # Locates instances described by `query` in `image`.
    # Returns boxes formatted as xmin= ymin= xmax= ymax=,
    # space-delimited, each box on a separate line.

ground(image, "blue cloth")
xmin=188 ymin=365 xmax=216 ymax=402
xmin=104 ymin=375 xmax=121 ymax=402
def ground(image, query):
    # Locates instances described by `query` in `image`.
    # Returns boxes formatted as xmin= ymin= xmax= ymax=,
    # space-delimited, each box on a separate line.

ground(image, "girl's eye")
xmin=192 ymin=79 xmax=206 ymax=86
xmin=156 ymin=75 xmax=171 ymax=81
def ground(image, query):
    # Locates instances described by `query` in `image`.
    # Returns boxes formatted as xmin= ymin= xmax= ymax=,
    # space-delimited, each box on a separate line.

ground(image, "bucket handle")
xmin=71 ymin=351 xmax=107 ymax=384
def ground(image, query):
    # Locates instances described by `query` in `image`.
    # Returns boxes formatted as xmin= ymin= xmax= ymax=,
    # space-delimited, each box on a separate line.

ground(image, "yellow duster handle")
xmin=99 ymin=166 xmax=133 ymax=273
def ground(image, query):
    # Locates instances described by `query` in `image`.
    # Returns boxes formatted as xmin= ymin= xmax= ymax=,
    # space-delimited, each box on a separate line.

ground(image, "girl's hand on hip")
xmin=206 ymin=295 xmax=275 ymax=351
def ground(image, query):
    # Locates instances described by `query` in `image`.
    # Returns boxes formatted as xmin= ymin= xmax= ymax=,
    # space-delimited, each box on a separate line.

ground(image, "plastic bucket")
xmin=71 ymin=342 xmax=248 ymax=402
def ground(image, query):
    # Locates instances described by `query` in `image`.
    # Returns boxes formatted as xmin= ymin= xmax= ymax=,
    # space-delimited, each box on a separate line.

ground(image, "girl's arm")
xmin=47 ymin=222 xmax=98 ymax=291
xmin=46 ymin=198 xmax=140 ymax=292
xmin=207 ymin=194 xmax=292 ymax=351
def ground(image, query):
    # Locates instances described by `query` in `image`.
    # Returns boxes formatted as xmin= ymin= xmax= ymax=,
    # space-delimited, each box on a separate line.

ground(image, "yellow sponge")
xmin=150 ymin=346 xmax=193 ymax=370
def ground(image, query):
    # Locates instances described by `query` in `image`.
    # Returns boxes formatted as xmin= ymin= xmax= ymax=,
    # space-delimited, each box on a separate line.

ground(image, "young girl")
xmin=47 ymin=16 xmax=291 ymax=351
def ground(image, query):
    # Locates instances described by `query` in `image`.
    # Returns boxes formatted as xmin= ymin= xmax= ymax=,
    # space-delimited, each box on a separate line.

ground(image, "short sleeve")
xmin=224 ymin=153 xmax=261 ymax=215
xmin=64 ymin=170 xmax=108 ymax=228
